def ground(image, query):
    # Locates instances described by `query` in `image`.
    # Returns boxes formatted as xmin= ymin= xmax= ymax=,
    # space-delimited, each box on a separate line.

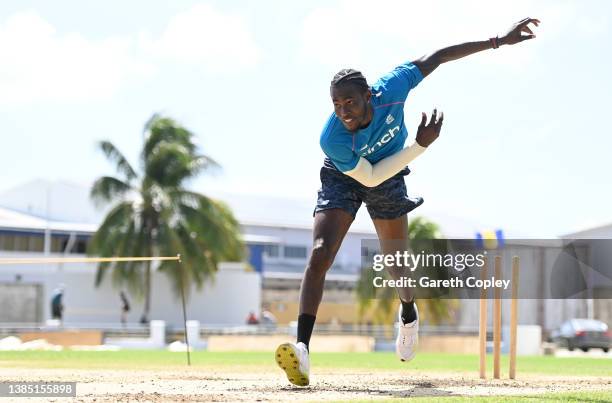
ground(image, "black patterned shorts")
xmin=314 ymin=158 xmax=424 ymax=220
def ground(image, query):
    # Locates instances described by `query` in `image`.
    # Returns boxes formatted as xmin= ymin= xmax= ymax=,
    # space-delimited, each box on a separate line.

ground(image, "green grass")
xmin=1 ymin=351 xmax=610 ymax=401
xmin=0 ymin=350 xmax=610 ymax=377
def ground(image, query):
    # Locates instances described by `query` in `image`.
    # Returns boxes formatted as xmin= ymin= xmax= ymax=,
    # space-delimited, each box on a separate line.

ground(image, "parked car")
xmin=551 ymin=319 xmax=610 ymax=352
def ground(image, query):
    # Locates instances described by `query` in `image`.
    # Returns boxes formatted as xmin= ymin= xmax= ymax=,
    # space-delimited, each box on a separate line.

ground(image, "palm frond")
xmin=92 ymin=114 xmax=242 ymax=311
xmin=170 ymin=190 xmax=243 ymax=260
xmin=145 ymin=143 xmax=197 ymax=186
xmin=90 ymin=176 xmax=133 ymax=207
xmin=110 ymin=219 xmax=146 ymax=296
xmin=87 ymin=201 xmax=136 ymax=287
xmin=98 ymin=141 xmax=138 ymax=182
xmin=155 ymin=218 xmax=218 ymax=298
xmin=143 ymin=117 xmax=197 ymax=160
xmin=142 ymin=113 xmax=161 ymax=136
xmin=189 ymin=154 xmax=220 ymax=173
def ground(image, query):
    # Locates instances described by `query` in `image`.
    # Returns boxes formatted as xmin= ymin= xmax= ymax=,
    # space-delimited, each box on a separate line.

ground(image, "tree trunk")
xmin=140 ymin=261 xmax=151 ymax=324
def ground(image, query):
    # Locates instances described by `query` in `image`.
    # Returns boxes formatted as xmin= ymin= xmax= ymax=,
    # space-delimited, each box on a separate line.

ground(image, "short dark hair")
xmin=330 ymin=68 xmax=369 ymax=92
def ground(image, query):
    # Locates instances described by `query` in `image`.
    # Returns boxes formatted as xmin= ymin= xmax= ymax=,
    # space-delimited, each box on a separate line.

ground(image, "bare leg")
xmin=372 ymin=214 xmax=413 ymax=303
xmin=299 ymin=209 xmax=354 ymax=316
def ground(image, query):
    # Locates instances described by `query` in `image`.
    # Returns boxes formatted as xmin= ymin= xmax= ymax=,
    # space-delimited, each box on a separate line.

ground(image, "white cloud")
xmin=139 ymin=4 xmax=260 ymax=71
xmin=0 ymin=11 xmax=152 ymax=104
xmin=298 ymin=0 xmax=594 ymax=71
xmin=0 ymin=5 xmax=260 ymax=104
xmin=300 ymin=7 xmax=363 ymax=68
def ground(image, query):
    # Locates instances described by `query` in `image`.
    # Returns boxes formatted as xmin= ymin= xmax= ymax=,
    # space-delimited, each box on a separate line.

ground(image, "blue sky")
xmin=0 ymin=0 xmax=610 ymax=237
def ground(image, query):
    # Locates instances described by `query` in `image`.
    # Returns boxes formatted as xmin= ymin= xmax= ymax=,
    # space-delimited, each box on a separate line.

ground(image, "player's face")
xmin=331 ymin=84 xmax=372 ymax=132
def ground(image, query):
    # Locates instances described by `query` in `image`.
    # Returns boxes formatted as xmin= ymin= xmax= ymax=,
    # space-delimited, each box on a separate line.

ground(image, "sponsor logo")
xmin=361 ymin=125 xmax=400 ymax=156
xmin=359 ymin=144 xmax=369 ymax=152
xmin=386 ymin=114 xmax=394 ymax=125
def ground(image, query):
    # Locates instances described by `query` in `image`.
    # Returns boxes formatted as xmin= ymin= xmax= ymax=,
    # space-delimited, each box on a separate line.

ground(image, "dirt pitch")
xmin=1 ymin=368 xmax=611 ymax=402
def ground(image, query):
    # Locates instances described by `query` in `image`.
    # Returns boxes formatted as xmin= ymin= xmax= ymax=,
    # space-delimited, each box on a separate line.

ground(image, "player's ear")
xmin=364 ymin=89 xmax=372 ymax=102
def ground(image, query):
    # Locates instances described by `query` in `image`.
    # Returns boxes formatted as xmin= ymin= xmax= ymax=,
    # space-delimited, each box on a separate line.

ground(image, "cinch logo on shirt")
xmin=362 ymin=125 xmax=400 ymax=156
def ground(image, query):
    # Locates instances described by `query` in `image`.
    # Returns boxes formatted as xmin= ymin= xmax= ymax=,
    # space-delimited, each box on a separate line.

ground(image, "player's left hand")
xmin=500 ymin=18 xmax=540 ymax=46
xmin=415 ymin=109 xmax=443 ymax=148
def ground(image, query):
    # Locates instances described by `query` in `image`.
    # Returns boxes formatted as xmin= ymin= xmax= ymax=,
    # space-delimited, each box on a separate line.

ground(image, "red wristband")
xmin=489 ymin=36 xmax=499 ymax=49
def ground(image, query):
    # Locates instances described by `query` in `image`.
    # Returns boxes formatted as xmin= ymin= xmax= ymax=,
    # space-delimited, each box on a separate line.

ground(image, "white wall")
xmin=0 ymin=257 xmax=260 ymax=327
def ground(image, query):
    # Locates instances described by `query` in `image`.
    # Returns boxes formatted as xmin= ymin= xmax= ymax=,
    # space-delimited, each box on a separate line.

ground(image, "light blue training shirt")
xmin=320 ymin=62 xmax=424 ymax=173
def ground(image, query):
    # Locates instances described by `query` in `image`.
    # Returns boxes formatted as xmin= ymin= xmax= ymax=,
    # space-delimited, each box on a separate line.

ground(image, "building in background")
xmin=1 ymin=180 xmax=610 ymax=335
xmin=0 ymin=180 xmax=374 ymax=327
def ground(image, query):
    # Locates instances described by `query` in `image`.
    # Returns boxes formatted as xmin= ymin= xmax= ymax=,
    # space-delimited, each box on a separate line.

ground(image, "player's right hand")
xmin=416 ymin=109 xmax=443 ymax=147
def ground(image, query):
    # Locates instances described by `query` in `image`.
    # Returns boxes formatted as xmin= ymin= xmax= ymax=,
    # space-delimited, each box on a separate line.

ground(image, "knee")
xmin=306 ymin=239 xmax=336 ymax=276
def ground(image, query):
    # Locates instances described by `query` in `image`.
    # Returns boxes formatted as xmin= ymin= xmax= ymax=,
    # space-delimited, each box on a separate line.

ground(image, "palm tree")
xmin=89 ymin=114 xmax=243 ymax=323
xmin=356 ymin=216 xmax=458 ymax=326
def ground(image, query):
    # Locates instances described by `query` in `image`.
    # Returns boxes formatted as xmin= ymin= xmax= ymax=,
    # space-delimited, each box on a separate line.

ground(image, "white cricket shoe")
xmin=275 ymin=342 xmax=310 ymax=386
xmin=396 ymin=302 xmax=419 ymax=362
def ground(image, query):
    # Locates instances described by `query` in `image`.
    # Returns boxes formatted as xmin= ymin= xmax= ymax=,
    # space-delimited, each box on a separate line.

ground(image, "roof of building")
xmin=0 ymin=180 xmax=378 ymax=233
xmin=0 ymin=206 xmax=97 ymax=233
xmin=561 ymin=222 xmax=612 ymax=239
xmin=0 ymin=179 xmax=564 ymax=238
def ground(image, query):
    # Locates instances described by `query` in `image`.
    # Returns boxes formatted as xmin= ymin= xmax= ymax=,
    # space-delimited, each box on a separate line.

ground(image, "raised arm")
xmin=413 ymin=18 xmax=540 ymax=78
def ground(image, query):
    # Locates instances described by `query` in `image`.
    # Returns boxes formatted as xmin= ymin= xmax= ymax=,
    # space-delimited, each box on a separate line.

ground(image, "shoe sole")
xmin=398 ymin=351 xmax=416 ymax=362
xmin=396 ymin=334 xmax=418 ymax=362
xmin=397 ymin=304 xmax=419 ymax=362
xmin=275 ymin=343 xmax=309 ymax=386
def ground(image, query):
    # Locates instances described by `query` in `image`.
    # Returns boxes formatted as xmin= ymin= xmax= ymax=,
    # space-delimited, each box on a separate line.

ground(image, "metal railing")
xmin=0 ymin=322 xmax=479 ymax=342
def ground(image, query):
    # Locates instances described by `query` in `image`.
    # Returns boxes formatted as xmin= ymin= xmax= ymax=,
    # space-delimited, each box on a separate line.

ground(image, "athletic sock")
xmin=401 ymin=298 xmax=417 ymax=325
xmin=297 ymin=313 xmax=316 ymax=351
